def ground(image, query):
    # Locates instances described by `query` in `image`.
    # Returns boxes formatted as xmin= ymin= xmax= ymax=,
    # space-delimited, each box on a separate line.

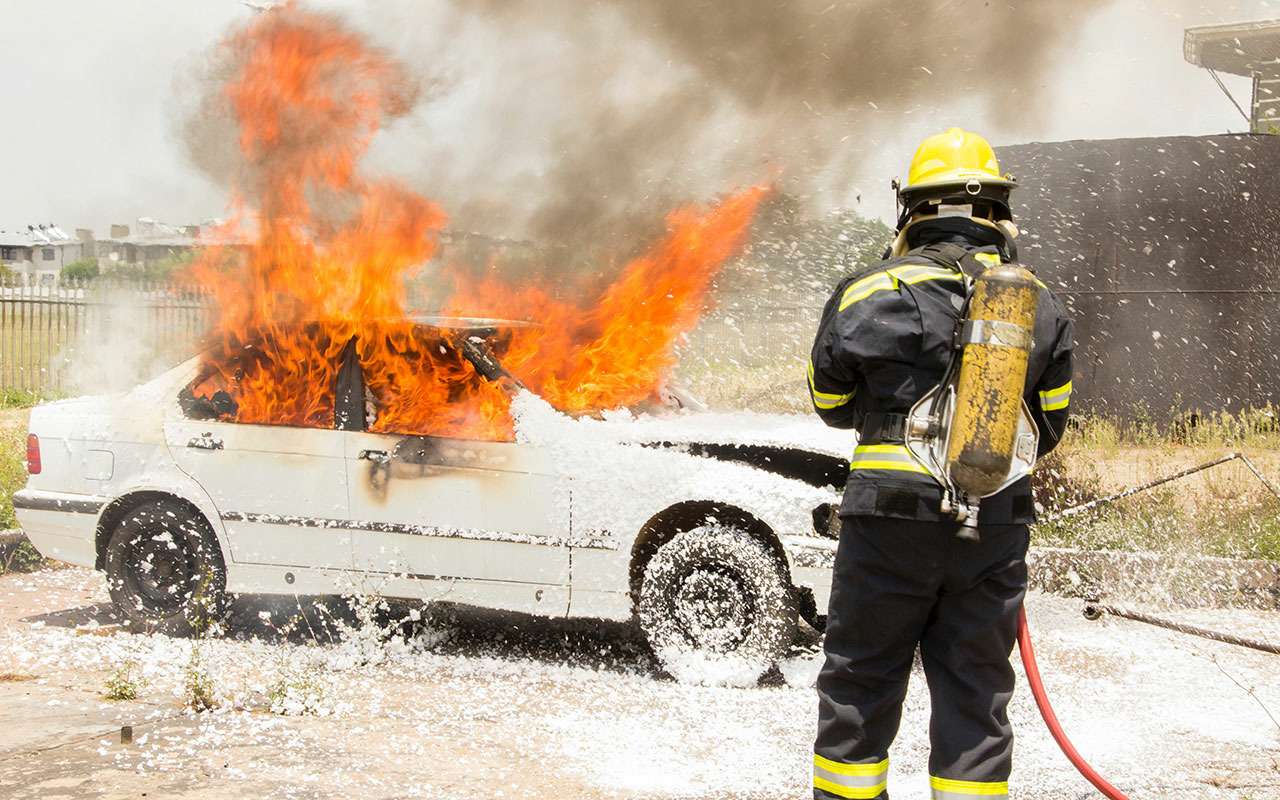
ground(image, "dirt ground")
xmin=0 ymin=566 xmax=1277 ymax=799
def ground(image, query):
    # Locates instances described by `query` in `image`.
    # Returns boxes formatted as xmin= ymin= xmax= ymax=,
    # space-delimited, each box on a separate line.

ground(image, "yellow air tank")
xmin=946 ymin=263 xmax=1040 ymax=497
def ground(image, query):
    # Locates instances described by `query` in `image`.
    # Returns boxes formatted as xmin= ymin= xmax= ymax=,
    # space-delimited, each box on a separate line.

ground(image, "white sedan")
xmin=14 ymin=320 xmax=847 ymax=679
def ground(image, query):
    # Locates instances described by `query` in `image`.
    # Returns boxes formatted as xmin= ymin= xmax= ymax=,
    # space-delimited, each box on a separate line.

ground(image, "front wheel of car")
xmin=105 ymin=499 xmax=228 ymax=636
xmin=638 ymin=524 xmax=797 ymax=686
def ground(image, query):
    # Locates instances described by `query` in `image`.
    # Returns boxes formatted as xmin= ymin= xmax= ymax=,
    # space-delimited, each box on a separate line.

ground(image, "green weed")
xmin=104 ymin=661 xmax=142 ymax=702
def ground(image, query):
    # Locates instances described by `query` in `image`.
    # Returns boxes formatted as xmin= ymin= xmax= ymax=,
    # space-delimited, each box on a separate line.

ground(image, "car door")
xmin=344 ymin=428 xmax=571 ymax=602
xmin=164 ymin=419 xmax=352 ymax=570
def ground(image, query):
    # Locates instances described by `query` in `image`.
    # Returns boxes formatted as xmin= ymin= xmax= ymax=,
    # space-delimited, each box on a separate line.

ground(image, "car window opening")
xmin=178 ymin=322 xmax=522 ymax=443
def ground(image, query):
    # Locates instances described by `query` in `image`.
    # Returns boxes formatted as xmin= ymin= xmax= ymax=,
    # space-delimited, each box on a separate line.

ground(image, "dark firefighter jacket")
xmin=808 ymin=240 xmax=1075 ymax=524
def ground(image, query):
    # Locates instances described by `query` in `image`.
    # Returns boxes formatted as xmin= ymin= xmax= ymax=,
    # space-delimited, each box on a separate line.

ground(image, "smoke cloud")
xmin=184 ymin=0 xmax=1111 ymax=259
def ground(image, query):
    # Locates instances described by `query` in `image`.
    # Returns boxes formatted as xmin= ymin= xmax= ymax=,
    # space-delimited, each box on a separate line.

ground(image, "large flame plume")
xmin=192 ymin=5 xmax=764 ymax=440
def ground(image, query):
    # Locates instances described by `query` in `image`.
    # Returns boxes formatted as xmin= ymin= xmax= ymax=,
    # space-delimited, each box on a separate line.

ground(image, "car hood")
xmin=593 ymin=408 xmax=855 ymax=459
xmin=511 ymin=392 xmax=855 ymax=491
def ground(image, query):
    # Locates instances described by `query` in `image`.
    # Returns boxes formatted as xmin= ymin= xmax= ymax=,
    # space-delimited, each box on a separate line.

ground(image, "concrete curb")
xmin=1028 ymin=545 xmax=1280 ymax=611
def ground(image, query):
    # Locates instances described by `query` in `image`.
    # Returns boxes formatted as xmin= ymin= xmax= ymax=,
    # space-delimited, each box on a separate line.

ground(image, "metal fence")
xmin=0 ymin=277 xmax=213 ymax=396
xmin=0 ymin=270 xmax=822 ymax=404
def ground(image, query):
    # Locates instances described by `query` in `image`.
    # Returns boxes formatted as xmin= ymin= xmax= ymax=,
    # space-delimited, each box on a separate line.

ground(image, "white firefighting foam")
xmin=1 ymin=566 xmax=1277 ymax=799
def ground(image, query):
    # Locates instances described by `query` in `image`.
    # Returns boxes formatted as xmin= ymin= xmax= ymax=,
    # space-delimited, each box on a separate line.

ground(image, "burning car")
xmin=14 ymin=319 xmax=848 ymax=680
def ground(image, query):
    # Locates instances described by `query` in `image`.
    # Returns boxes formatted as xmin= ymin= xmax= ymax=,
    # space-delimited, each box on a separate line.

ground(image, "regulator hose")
xmin=1016 ymin=606 xmax=1130 ymax=800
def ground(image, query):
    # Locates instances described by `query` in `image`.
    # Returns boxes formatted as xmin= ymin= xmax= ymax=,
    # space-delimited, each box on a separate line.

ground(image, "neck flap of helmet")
xmin=889 ymin=215 xmax=1017 ymax=262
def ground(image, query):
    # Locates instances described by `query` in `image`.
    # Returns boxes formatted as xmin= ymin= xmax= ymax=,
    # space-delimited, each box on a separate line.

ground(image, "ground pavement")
xmin=0 ymin=565 xmax=1277 ymax=799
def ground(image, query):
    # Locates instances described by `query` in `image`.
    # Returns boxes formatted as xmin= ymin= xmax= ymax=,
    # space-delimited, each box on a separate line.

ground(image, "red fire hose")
xmin=1016 ymin=606 xmax=1130 ymax=799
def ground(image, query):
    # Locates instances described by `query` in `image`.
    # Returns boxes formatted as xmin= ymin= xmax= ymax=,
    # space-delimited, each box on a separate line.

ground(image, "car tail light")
xmin=25 ymin=434 xmax=41 ymax=475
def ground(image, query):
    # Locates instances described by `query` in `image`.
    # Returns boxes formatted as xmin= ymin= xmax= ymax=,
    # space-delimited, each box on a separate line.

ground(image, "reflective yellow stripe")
xmin=839 ymin=272 xmax=895 ymax=311
xmin=814 ymin=755 xmax=889 ymax=776
xmin=813 ymin=756 xmax=890 ymax=799
xmin=1038 ymin=379 xmax=1072 ymax=412
xmin=838 ymin=264 xmax=964 ymax=311
xmin=887 ymin=265 xmax=964 ymax=288
xmin=850 ymin=444 xmax=931 ymax=475
xmin=814 ymin=776 xmax=888 ymax=799
xmin=808 ymin=360 xmax=854 ymax=410
xmin=970 ymin=251 xmax=1049 ymax=289
xmin=929 ymin=775 xmax=1009 ymax=798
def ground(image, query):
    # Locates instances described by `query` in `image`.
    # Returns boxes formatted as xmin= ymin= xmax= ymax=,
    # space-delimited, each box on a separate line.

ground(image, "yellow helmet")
xmin=897 ymin=127 xmax=1016 ymax=227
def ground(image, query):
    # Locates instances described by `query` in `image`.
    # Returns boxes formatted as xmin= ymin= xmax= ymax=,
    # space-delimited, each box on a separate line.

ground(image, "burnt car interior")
xmin=178 ymin=320 xmax=522 ymax=431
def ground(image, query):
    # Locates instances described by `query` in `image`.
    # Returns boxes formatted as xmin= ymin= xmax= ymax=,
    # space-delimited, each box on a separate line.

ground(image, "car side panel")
xmin=164 ymin=420 xmax=353 ymax=570
xmin=14 ymin=492 xmax=101 ymax=566
xmin=562 ymin=442 xmax=838 ymax=620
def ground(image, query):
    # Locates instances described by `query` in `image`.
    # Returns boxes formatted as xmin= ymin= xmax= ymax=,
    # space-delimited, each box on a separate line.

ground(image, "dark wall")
xmin=998 ymin=134 xmax=1280 ymax=421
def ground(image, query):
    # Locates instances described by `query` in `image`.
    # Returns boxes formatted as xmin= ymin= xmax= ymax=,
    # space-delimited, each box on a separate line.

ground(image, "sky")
xmin=1 ymin=0 xmax=1277 ymax=235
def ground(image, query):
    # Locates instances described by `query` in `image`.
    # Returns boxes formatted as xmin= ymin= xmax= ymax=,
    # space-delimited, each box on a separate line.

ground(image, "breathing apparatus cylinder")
xmin=946 ymin=263 xmax=1040 ymax=497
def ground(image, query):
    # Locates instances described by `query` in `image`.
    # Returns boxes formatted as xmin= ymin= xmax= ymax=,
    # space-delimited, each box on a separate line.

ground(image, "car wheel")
xmin=104 ymin=499 xmax=227 ymax=636
xmin=638 ymin=523 xmax=797 ymax=685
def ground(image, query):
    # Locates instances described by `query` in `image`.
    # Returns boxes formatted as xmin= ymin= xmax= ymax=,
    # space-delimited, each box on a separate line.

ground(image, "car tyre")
xmin=104 ymin=499 xmax=227 ymax=636
xmin=639 ymin=523 xmax=797 ymax=685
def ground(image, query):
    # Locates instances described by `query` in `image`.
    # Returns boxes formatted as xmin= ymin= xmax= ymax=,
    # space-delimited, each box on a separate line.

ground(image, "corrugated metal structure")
xmin=998 ymin=134 xmax=1280 ymax=421
xmin=1184 ymin=19 xmax=1280 ymax=134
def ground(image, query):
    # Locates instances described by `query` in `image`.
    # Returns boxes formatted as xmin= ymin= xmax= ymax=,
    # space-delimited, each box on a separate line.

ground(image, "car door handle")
xmin=359 ymin=449 xmax=391 ymax=465
xmin=187 ymin=433 xmax=223 ymax=450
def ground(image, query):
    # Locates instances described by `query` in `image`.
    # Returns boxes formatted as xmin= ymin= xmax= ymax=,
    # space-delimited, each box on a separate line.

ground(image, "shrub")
xmin=104 ymin=661 xmax=142 ymax=701
xmin=0 ymin=426 xmax=26 ymax=530
xmin=184 ymin=644 xmax=217 ymax=712
xmin=61 ymin=258 xmax=99 ymax=281
xmin=1 ymin=541 xmax=44 ymax=574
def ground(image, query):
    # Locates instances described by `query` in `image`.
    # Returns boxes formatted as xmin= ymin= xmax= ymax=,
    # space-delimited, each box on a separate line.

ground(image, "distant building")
xmin=95 ymin=217 xmax=207 ymax=271
xmin=0 ymin=224 xmax=89 ymax=285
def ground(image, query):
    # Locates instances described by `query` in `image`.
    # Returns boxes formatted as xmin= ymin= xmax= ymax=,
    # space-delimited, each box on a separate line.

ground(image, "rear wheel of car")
xmin=104 ymin=499 xmax=227 ymax=636
xmin=638 ymin=524 xmax=797 ymax=685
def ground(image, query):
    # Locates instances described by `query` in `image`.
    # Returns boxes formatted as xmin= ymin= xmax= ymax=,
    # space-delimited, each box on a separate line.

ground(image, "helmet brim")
xmin=900 ymin=174 xmax=1017 ymax=195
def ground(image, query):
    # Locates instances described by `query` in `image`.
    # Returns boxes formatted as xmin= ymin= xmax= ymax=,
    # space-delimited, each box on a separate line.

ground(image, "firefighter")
xmin=808 ymin=127 xmax=1074 ymax=800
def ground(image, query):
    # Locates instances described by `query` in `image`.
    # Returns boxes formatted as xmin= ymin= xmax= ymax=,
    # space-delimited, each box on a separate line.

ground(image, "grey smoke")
xmin=178 ymin=0 xmax=1280 ymax=267
xmin=368 ymin=0 xmax=1113 ymax=254
xmin=181 ymin=1 xmax=1110 ymax=260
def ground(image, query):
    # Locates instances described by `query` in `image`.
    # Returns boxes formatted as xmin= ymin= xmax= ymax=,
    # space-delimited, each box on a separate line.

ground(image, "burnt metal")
xmin=333 ymin=335 xmax=365 ymax=432
xmin=998 ymin=134 xmax=1280 ymax=422
xmin=178 ymin=382 xmax=236 ymax=421
xmin=390 ymin=437 xmax=441 ymax=466
xmin=644 ymin=441 xmax=849 ymax=489
xmin=1083 ymin=603 xmax=1280 ymax=656
xmin=455 ymin=334 xmax=524 ymax=387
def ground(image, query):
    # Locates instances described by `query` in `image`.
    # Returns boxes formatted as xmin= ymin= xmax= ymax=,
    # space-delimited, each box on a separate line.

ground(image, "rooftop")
xmin=0 ymin=225 xmax=76 ymax=249
xmin=1184 ymin=18 xmax=1280 ymax=76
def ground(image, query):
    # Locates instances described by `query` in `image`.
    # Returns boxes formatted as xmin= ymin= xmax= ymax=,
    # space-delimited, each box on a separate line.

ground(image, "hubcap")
xmin=126 ymin=532 xmax=192 ymax=616
xmin=673 ymin=567 xmax=753 ymax=651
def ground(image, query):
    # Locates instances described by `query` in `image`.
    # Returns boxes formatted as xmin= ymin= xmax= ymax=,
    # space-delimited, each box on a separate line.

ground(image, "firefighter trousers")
xmin=813 ymin=515 xmax=1029 ymax=800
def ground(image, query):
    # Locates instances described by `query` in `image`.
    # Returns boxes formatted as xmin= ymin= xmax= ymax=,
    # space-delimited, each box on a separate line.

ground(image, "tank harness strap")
xmin=914 ymin=241 xmax=970 ymax=271
xmin=859 ymin=412 xmax=909 ymax=445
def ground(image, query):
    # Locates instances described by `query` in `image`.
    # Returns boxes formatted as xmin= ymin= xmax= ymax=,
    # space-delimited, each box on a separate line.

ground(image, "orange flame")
xmin=193 ymin=5 xmax=765 ymax=440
